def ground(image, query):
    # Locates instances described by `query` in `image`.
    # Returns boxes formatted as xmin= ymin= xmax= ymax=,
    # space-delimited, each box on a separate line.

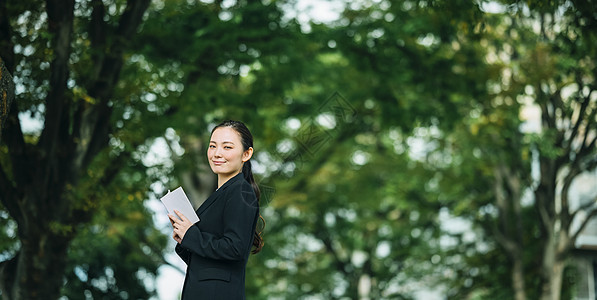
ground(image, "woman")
xmin=169 ymin=120 xmax=264 ymax=300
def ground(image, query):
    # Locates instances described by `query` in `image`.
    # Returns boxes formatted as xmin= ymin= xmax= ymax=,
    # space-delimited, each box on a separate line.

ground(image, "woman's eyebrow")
xmin=210 ymin=140 xmax=235 ymax=144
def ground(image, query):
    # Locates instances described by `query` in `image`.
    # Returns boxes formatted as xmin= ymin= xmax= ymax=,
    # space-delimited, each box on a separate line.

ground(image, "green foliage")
xmin=425 ymin=0 xmax=597 ymax=298
xmin=61 ymin=190 xmax=167 ymax=299
xmin=0 ymin=211 xmax=18 ymax=258
xmin=1 ymin=0 xmax=595 ymax=298
xmin=58 ymin=132 xmax=169 ymax=298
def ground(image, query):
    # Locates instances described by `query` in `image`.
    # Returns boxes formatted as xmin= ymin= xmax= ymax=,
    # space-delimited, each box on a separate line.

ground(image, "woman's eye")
xmin=209 ymin=145 xmax=215 ymax=148
xmin=224 ymin=146 xmax=232 ymax=149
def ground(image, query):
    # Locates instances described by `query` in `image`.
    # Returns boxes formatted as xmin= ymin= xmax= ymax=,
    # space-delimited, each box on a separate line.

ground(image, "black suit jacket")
xmin=175 ymin=172 xmax=259 ymax=300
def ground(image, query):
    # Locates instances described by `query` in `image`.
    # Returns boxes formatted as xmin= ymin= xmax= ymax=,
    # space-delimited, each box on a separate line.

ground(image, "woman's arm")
xmin=175 ymin=243 xmax=192 ymax=264
xmin=179 ymin=183 xmax=258 ymax=261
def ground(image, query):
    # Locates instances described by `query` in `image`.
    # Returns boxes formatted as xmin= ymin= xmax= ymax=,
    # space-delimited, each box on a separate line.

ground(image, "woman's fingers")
xmin=169 ymin=214 xmax=184 ymax=226
xmin=168 ymin=214 xmax=177 ymax=224
xmin=174 ymin=210 xmax=190 ymax=223
xmin=169 ymin=210 xmax=192 ymax=242
xmin=172 ymin=231 xmax=181 ymax=243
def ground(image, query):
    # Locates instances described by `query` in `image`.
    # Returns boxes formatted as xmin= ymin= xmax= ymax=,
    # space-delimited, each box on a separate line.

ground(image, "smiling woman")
xmin=207 ymin=126 xmax=254 ymax=186
xmin=168 ymin=120 xmax=265 ymax=300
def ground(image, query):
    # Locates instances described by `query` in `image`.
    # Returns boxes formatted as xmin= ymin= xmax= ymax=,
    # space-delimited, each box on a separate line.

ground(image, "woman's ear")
xmin=242 ymin=147 xmax=253 ymax=162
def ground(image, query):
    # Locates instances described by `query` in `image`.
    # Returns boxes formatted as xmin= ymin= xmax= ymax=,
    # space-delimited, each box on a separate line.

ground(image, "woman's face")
xmin=207 ymin=127 xmax=252 ymax=176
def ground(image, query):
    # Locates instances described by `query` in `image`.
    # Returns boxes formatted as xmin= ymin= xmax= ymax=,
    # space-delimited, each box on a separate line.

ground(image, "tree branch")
xmin=88 ymin=0 xmax=107 ymax=82
xmin=315 ymin=218 xmax=352 ymax=279
xmin=538 ymin=87 xmax=556 ymax=130
xmin=578 ymin=132 xmax=596 ymax=160
xmin=0 ymin=163 xmax=22 ymax=225
xmin=493 ymin=166 xmax=511 ymax=236
xmin=117 ymin=0 xmax=152 ymax=40
xmin=68 ymin=0 xmax=105 ymax=170
xmin=0 ymin=252 xmax=19 ymax=298
xmin=492 ymin=220 xmax=519 ymax=259
xmin=71 ymin=0 xmax=151 ymax=182
xmin=566 ymin=74 xmax=590 ymax=148
xmin=535 ymin=187 xmax=554 ymax=238
xmin=3 ymin=101 xmax=29 ymax=187
xmin=66 ymin=146 xmax=132 ymax=224
xmin=551 ymin=90 xmax=567 ymax=147
xmin=570 ymin=200 xmax=597 ymax=246
xmin=578 ymin=97 xmax=596 ymax=148
xmin=583 ymin=157 xmax=597 ymax=174
xmin=560 ymin=163 xmax=583 ymax=225
xmin=321 ymin=233 xmax=350 ymax=276
xmin=38 ymin=0 xmax=75 ymax=160
xmin=0 ymin=0 xmax=15 ymax=71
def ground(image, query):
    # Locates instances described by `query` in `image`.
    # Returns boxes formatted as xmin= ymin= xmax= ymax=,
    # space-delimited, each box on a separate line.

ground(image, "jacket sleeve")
xmin=179 ymin=182 xmax=258 ymax=261
xmin=175 ymin=243 xmax=191 ymax=265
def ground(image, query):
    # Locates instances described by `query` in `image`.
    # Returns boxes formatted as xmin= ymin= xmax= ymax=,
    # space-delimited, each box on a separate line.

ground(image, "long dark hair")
xmin=211 ymin=120 xmax=265 ymax=254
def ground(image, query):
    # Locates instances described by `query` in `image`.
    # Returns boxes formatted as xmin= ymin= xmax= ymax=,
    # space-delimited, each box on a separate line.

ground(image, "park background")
xmin=0 ymin=0 xmax=596 ymax=299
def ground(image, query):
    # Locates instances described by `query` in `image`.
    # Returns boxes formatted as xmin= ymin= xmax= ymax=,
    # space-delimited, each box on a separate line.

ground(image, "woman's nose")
xmin=213 ymin=147 xmax=222 ymax=157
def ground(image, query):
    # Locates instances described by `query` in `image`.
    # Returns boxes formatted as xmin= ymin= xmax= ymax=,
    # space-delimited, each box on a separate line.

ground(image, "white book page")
xmin=160 ymin=187 xmax=200 ymax=223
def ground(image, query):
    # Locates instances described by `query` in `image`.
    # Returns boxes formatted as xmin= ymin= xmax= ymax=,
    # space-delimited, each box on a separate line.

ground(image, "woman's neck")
xmin=217 ymin=170 xmax=241 ymax=189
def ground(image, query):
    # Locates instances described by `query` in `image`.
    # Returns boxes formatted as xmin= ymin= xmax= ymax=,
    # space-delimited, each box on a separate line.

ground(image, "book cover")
xmin=160 ymin=187 xmax=200 ymax=223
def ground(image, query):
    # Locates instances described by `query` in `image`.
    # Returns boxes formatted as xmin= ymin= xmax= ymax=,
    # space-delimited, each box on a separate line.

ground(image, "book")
xmin=160 ymin=187 xmax=200 ymax=223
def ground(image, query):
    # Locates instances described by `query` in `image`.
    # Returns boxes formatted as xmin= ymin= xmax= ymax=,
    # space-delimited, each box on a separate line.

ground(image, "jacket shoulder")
xmin=225 ymin=177 xmax=258 ymax=207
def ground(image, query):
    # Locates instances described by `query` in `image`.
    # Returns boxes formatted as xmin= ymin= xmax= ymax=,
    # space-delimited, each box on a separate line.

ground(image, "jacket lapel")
xmin=195 ymin=191 xmax=220 ymax=216
xmin=195 ymin=173 xmax=244 ymax=215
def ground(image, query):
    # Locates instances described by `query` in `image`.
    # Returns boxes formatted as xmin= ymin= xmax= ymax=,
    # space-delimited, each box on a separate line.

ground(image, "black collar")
xmin=216 ymin=172 xmax=244 ymax=192
xmin=196 ymin=172 xmax=245 ymax=215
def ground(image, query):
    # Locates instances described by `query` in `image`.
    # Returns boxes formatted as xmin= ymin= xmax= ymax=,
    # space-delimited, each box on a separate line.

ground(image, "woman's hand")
xmin=168 ymin=210 xmax=194 ymax=243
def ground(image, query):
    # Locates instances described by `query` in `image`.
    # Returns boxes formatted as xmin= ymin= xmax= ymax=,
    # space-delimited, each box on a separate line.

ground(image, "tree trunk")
xmin=10 ymin=228 xmax=71 ymax=299
xmin=0 ymin=0 xmax=151 ymax=298
xmin=0 ymin=175 xmax=77 ymax=300
xmin=512 ymin=258 xmax=527 ymax=300
xmin=540 ymin=255 xmax=565 ymax=300
xmin=493 ymin=164 xmax=527 ymax=300
xmin=539 ymin=230 xmax=568 ymax=300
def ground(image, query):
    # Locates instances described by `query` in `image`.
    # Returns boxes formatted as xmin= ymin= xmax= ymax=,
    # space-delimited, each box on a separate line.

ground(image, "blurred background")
xmin=0 ymin=0 xmax=596 ymax=299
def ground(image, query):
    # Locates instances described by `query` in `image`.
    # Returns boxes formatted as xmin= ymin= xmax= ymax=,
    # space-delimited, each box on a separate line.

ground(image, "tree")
xmin=242 ymin=0 xmax=596 ymax=299
xmin=132 ymin=0 xmax=309 ymax=208
xmin=1 ymin=0 xmax=313 ymax=298
xmin=433 ymin=1 xmax=597 ymax=299
xmin=490 ymin=1 xmax=597 ymax=299
xmin=3 ymin=0 xmax=592 ymax=299
xmin=237 ymin=0 xmax=494 ymax=298
xmin=0 ymin=0 xmax=156 ymax=298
